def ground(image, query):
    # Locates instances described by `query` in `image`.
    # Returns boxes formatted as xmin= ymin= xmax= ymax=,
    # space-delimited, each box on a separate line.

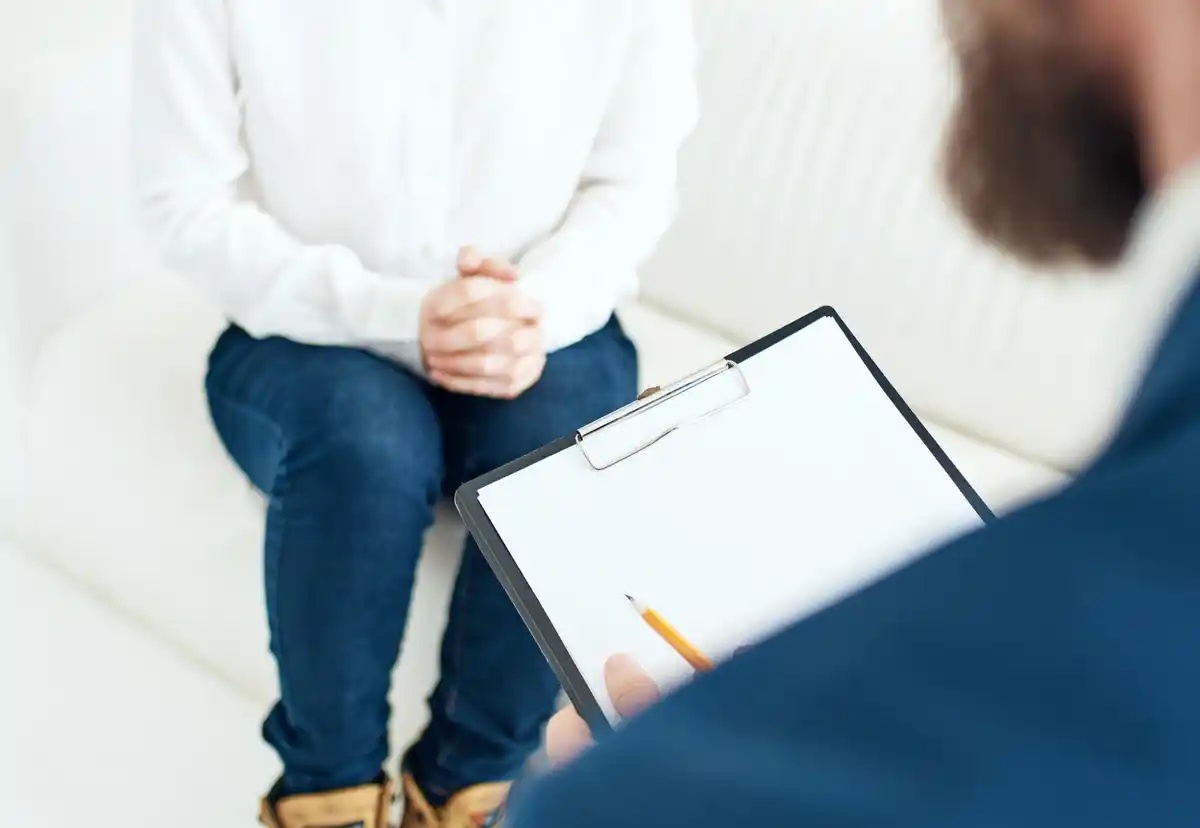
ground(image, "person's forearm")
xmin=132 ymin=0 xmax=429 ymax=356
xmin=141 ymin=188 xmax=428 ymax=349
xmin=517 ymin=2 xmax=698 ymax=353
xmin=518 ymin=179 xmax=677 ymax=352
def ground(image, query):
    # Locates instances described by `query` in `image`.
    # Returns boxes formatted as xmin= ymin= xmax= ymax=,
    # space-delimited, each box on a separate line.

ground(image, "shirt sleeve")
xmin=131 ymin=0 xmax=427 ymax=351
xmin=508 ymin=426 xmax=1200 ymax=826
xmin=517 ymin=2 xmax=699 ymax=353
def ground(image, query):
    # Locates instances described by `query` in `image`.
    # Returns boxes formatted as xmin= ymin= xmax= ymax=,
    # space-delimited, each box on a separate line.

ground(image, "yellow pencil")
xmin=626 ymin=594 xmax=714 ymax=672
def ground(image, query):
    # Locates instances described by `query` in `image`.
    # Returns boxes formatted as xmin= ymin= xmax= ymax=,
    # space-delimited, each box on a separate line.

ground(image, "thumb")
xmin=477 ymin=256 xmax=519 ymax=283
xmin=545 ymin=706 xmax=595 ymax=768
xmin=604 ymin=654 xmax=661 ymax=719
xmin=457 ymin=245 xmax=484 ymax=276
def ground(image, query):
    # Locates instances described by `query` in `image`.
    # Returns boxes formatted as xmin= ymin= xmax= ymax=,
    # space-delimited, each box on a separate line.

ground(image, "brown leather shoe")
xmin=399 ymin=773 xmax=510 ymax=828
xmin=259 ymin=777 xmax=395 ymax=828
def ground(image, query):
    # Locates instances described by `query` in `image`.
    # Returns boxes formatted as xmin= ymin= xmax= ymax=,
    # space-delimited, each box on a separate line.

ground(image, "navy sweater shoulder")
xmin=515 ymin=274 xmax=1200 ymax=828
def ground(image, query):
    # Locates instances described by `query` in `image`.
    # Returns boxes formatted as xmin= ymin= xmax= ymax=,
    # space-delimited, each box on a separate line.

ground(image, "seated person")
xmin=131 ymin=3 xmax=697 ymax=827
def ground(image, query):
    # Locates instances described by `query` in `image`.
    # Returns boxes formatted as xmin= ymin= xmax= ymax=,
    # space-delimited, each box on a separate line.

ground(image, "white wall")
xmin=641 ymin=0 xmax=1183 ymax=472
xmin=1 ymin=0 xmax=144 ymax=531
xmin=0 ymin=161 xmax=23 ymax=531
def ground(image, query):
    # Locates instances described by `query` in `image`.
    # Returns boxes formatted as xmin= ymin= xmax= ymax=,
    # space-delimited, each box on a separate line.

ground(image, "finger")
xmin=544 ymin=707 xmax=594 ymax=768
xmin=429 ymin=370 xmax=514 ymax=399
xmin=510 ymin=323 xmax=545 ymax=358
xmin=514 ymin=351 xmax=546 ymax=389
xmin=424 ymin=317 xmax=515 ymax=354
xmin=479 ymin=256 xmax=519 ymax=282
xmin=430 ymin=350 xmax=544 ymax=397
xmin=426 ymin=314 xmax=532 ymax=355
xmin=457 ymin=245 xmax=484 ymax=275
xmin=456 ymin=246 xmax=518 ymax=282
xmin=439 ymin=290 xmax=542 ymax=327
xmin=430 ymin=353 xmax=542 ymax=398
xmin=426 ymin=277 xmax=510 ymax=320
xmin=604 ymin=654 xmax=661 ymax=719
xmin=424 ymin=349 xmax=516 ymax=379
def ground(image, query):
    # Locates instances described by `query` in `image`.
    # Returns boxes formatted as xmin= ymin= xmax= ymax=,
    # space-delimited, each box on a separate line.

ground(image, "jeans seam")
xmin=207 ymin=387 xmax=292 ymax=719
xmin=435 ymin=564 xmax=473 ymax=775
xmin=266 ymin=450 xmax=291 ymax=707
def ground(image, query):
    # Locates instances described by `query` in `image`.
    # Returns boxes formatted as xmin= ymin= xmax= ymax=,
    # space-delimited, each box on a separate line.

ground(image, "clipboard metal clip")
xmin=575 ymin=359 xmax=751 ymax=471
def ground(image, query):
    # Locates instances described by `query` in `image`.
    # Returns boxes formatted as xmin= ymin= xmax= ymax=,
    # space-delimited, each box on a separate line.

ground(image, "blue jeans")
xmin=204 ymin=317 xmax=638 ymax=801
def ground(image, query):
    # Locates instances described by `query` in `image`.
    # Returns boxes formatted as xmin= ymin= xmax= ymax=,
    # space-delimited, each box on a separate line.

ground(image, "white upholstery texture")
xmin=620 ymin=301 xmax=1065 ymax=506
xmin=2 ymin=21 xmax=30 ymax=530
xmin=6 ymin=31 xmax=156 ymax=366
xmin=20 ymin=276 xmax=464 ymax=743
xmin=0 ymin=541 xmax=279 ymax=827
xmin=0 ymin=167 xmax=21 ymax=529
xmin=641 ymin=0 xmax=1187 ymax=471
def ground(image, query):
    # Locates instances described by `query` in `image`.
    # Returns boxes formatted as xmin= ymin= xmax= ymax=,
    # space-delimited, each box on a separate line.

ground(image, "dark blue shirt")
xmin=516 ymin=273 xmax=1200 ymax=827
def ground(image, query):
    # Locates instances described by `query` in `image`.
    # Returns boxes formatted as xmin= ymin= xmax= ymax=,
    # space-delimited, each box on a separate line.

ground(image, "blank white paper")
xmin=478 ymin=317 xmax=985 ymax=722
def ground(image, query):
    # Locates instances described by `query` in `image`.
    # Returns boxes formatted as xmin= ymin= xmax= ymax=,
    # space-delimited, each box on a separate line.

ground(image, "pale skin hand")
xmin=545 ymin=654 xmax=662 ymax=767
xmin=419 ymin=246 xmax=547 ymax=399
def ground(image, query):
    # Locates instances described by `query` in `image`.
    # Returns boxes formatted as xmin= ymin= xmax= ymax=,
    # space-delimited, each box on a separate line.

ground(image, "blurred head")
xmin=941 ymin=0 xmax=1149 ymax=267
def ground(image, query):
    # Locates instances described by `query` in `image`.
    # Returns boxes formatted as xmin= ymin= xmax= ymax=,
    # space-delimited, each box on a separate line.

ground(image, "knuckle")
xmin=520 ymin=328 xmax=539 ymax=353
xmin=462 ymin=279 xmax=487 ymax=303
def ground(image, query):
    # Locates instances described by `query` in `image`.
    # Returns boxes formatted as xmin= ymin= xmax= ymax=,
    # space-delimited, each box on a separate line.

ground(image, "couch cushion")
xmin=639 ymin=0 xmax=1190 ymax=473
xmin=19 ymin=275 xmax=464 ymax=751
xmin=619 ymin=301 xmax=1066 ymax=509
xmin=0 ymin=168 xmax=22 ymax=530
xmin=1 ymin=540 xmax=280 ymax=826
xmin=21 ymin=280 xmax=1064 ymax=719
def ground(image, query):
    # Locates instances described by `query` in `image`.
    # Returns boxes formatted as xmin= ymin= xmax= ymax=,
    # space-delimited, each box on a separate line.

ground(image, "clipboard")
xmin=455 ymin=306 xmax=993 ymax=731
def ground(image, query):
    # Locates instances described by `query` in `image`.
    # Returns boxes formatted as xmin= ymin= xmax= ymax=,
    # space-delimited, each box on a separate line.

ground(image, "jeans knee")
xmin=284 ymin=378 xmax=444 ymax=506
xmin=319 ymin=415 xmax=442 ymax=502
xmin=206 ymin=335 xmax=446 ymax=504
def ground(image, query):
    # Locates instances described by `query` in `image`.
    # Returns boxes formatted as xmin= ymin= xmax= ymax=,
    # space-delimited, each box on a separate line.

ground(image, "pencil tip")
xmin=624 ymin=594 xmax=633 ymax=602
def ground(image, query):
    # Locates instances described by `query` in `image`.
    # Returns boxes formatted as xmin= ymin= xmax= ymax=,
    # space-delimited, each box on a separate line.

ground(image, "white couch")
xmin=2 ymin=1 xmax=1191 ymax=824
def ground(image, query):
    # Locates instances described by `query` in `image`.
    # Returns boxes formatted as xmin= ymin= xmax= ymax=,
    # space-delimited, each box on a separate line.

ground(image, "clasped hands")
xmin=419 ymin=246 xmax=546 ymax=399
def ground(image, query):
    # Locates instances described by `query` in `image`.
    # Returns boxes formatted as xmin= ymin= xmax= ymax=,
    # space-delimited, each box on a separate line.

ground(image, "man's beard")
xmin=941 ymin=2 xmax=1148 ymax=267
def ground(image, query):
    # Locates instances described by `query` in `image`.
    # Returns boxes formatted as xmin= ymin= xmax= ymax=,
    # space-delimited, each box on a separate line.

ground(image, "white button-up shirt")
xmin=133 ymin=1 xmax=697 ymax=371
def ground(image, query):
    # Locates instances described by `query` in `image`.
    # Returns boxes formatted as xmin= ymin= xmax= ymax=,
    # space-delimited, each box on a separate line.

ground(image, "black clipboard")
xmin=455 ymin=306 xmax=993 ymax=731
